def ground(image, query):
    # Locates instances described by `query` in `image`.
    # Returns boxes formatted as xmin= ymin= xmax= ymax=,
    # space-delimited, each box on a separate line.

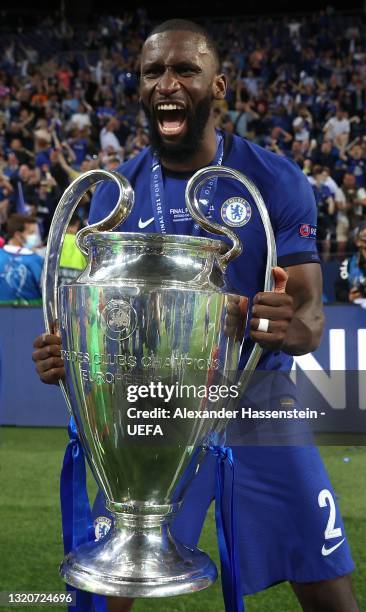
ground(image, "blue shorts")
xmin=92 ymin=445 xmax=355 ymax=595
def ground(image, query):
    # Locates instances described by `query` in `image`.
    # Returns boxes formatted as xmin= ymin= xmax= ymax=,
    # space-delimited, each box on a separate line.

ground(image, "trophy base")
xmin=60 ymin=519 xmax=217 ymax=598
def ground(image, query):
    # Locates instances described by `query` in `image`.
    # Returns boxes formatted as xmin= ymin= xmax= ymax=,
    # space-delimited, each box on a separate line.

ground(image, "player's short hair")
xmin=6 ymin=213 xmax=37 ymax=238
xmin=147 ymin=19 xmax=220 ymax=71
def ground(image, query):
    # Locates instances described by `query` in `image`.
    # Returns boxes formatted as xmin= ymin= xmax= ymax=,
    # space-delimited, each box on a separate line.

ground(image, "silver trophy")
xmin=42 ymin=167 xmax=276 ymax=598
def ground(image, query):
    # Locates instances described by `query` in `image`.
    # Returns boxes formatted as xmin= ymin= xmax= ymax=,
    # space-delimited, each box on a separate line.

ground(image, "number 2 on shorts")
xmin=318 ymin=488 xmax=343 ymax=540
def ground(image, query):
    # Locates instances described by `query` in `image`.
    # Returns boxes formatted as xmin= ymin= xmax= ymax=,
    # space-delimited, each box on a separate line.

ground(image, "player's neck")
xmin=161 ymin=126 xmax=218 ymax=173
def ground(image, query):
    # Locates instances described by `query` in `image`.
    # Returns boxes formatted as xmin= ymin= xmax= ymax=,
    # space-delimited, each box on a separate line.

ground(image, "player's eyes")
xmin=177 ymin=66 xmax=200 ymax=76
xmin=141 ymin=65 xmax=200 ymax=78
xmin=142 ymin=68 xmax=163 ymax=78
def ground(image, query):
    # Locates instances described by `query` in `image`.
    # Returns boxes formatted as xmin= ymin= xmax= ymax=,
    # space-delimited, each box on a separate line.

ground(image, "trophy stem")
xmin=60 ymin=508 xmax=217 ymax=598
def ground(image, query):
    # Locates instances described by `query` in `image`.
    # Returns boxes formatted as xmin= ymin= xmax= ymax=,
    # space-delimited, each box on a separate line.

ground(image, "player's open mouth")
xmin=155 ymin=103 xmax=187 ymax=137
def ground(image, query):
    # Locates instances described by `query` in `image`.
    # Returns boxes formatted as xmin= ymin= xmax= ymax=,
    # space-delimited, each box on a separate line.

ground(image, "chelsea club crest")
xmin=221 ymin=197 xmax=252 ymax=227
xmin=94 ymin=516 xmax=112 ymax=541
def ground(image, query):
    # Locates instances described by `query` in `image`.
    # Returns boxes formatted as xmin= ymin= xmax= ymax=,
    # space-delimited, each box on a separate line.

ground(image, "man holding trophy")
xmin=33 ymin=19 xmax=358 ymax=612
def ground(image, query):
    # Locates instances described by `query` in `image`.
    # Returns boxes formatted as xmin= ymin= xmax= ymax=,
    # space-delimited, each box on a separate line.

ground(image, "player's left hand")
xmin=250 ymin=266 xmax=294 ymax=350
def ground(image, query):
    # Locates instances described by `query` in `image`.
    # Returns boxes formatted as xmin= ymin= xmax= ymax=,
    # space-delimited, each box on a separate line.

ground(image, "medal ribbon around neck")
xmin=150 ymin=130 xmax=224 ymax=235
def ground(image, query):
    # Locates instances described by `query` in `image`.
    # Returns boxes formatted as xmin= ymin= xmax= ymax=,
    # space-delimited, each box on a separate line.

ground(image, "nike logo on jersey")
xmin=138 ymin=217 xmax=154 ymax=229
xmin=321 ymin=538 xmax=345 ymax=556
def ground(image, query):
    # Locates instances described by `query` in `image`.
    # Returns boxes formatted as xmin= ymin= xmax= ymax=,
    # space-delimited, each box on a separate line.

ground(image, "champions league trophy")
xmin=42 ymin=167 xmax=276 ymax=598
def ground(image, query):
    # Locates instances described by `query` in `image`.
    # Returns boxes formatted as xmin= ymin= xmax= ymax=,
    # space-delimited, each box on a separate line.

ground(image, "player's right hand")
xmin=32 ymin=333 xmax=65 ymax=385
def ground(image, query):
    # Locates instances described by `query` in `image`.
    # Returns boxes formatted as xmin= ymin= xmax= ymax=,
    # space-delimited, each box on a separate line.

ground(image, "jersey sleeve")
xmin=272 ymin=162 xmax=320 ymax=267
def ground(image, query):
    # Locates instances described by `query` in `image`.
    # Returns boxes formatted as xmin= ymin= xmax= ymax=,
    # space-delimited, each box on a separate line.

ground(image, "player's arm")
xmin=282 ymin=262 xmax=324 ymax=354
xmin=249 ymin=156 xmax=325 ymax=356
xmin=250 ymin=263 xmax=324 ymax=356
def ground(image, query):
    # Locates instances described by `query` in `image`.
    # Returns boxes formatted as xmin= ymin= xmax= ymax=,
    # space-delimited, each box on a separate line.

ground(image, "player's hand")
xmin=250 ymin=267 xmax=293 ymax=350
xmin=32 ymin=332 xmax=65 ymax=385
xmin=224 ymin=295 xmax=248 ymax=340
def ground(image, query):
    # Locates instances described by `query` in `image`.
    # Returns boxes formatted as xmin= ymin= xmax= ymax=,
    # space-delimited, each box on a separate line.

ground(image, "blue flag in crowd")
xmin=16 ymin=181 xmax=27 ymax=214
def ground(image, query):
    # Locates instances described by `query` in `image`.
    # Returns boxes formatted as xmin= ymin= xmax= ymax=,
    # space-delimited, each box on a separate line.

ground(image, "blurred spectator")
xmin=292 ymin=106 xmax=313 ymax=153
xmin=335 ymin=221 xmax=366 ymax=304
xmin=124 ymin=126 xmax=149 ymax=158
xmin=12 ymin=164 xmax=39 ymax=211
xmin=59 ymin=214 xmax=87 ymax=285
xmin=265 ymin=126 xmax=292 ymax=156
xmin=102 ymin=155 xmax=121 ymax=171
xmin=308 ymin=165 xmax=335 ymax=260
xmin=34 ymin=129 xmax=52 ymax=174
xmin=0 ymin=213 xmax=43 ymax=303
xmin=242 ymin=69 xmax=260 ymax=98
xmin=337 ymin=172 xmax=366 ymax=231
xmin=247 ymin=101 xmax=271 ymax=144
xmin=318 ymin=166 xmax=348 ymax=257
xmin=342 ymin=142 xmax=366 ymax=188
xmin=287 ymin=140 xmax=304 ymax=165
xmin=311 ymin=140 xmax=338 ymax=172
xmin=8 ymin=138 xmax=34 ymax=166
xmin=67 ymin=129 xmax=89 ymax=169
xmin=0 ymin=173 xmax=13 ymax=223
xmin=228 ymin=100 xmax=258 ymax=138
xmin=3 ymin=152 xmax=20 ymax=179
xmin=323 ymin=108 xmax=350 ymax=151
xmin=70 ymin=102 xmax=92 ymax=132
xmin=100 ymin=117 xmax=123 ymax=159
xmin=54 ymin=148 xmax=97 ymax=182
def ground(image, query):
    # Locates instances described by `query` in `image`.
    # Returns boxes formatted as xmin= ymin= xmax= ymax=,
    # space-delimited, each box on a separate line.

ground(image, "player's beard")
xmin=141 ymin=95 xmax=212 ymax=163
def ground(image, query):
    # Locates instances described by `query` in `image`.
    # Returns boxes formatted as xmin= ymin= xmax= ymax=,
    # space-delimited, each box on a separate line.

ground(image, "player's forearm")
xmin=282 ymin=309 xmax=324 ymax=356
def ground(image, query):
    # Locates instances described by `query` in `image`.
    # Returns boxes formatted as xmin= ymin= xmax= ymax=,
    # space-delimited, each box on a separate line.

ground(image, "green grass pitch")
xmin=0 ymin=428 xmax=365 ymax=611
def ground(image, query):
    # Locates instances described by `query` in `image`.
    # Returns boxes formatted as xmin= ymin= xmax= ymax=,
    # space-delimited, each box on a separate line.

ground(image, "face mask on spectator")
xmin=23 ymin=233 xmax=39 ymax=249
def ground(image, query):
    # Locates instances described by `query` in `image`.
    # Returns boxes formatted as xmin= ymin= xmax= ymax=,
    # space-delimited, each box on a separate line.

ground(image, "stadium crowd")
xmin=0 ymin=7 xmax=366 ymax=302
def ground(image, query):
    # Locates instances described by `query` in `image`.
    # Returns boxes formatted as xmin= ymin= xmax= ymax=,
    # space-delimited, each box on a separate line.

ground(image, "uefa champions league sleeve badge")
xmin=221 ymin=197 xmax=252 ymax=227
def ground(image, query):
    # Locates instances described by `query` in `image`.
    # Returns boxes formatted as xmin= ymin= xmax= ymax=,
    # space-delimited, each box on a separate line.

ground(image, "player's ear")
xmin=213 ymin=73 xmax=227 ymax=100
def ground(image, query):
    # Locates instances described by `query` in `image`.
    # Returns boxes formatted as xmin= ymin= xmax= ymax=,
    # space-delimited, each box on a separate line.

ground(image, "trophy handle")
xmin=185 ymin=165 xmax=277 ymax=388
xmin=42 ymin=169 xmax=134 ymax=335
xmin=41 ymin=170 xmax=133 ymax=489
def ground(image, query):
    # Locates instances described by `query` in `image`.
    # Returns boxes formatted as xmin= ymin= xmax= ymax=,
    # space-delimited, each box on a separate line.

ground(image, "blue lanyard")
xmin=150 ymin=131 xmax=224 ymax=236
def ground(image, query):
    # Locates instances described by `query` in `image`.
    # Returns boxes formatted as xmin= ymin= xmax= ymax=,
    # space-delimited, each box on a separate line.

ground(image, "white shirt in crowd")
xmin=292 ymin=116 xmax=310 ymax=142
xmin=100 ymin=127 xmax=122 ymax=153
xmin=323 ymin=116 xmax=350 ymax=140
xmin=70 ymin=112 xmax=91 ymax=130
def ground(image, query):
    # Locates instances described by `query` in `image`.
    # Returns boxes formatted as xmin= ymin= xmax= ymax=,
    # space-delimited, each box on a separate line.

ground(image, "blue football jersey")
xmin=0 ymin=247 xmax=43 ymax=302
xmin=89 ymin=133 xmax=320 ymax=371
